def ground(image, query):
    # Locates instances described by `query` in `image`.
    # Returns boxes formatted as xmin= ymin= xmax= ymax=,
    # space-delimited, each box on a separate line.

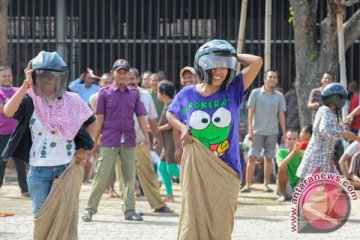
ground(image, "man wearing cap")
xmin=82 ymin=59 xmax=150 ymax=221
xmin=172 ymin=67 xmax=200 ymax=161
xmin=180 ymin=66 xmax=198 ymax=87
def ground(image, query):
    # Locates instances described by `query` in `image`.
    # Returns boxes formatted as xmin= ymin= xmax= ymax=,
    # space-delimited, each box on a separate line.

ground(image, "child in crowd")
xmin=157 ymin=80 xmax=180 ymax=202
xmin=299 ymin=124 xmax=312 ymax=150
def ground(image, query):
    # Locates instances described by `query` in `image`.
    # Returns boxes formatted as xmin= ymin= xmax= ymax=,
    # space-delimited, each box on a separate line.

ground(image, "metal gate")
xmin=7 ymin=0 xmax=360 ymax=90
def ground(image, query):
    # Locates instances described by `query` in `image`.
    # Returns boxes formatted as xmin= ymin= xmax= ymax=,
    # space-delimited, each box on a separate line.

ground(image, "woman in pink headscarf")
xmin=2 ymin=51 xmax=97 ymax=239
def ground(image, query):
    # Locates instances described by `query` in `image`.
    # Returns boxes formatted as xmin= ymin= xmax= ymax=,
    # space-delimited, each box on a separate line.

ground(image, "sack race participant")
xmin=1 ymin=51 xmax=96 ymax=240
xmin=167 ymin=39 xmax=263 ymax=240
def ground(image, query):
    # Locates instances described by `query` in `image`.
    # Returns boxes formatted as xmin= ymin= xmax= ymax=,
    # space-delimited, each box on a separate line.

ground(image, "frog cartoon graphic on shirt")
xmin=189 ymin=107 xmax=231 ymax=157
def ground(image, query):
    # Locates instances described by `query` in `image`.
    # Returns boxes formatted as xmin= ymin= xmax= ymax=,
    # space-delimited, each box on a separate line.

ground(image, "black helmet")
xmin=321 ymin=83 xmax=348 ymax=109
xmin=194 ymin=39 xmax=237 ymax=89
xmin=31 ymin=51 xmax=68 ymax=72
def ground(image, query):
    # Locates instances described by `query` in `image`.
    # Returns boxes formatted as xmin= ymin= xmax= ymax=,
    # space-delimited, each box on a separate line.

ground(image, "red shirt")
xmin=299 ymin=141 xmax=308 ymax=150
xmin=349 ymin=94 xmax=360 ymax=130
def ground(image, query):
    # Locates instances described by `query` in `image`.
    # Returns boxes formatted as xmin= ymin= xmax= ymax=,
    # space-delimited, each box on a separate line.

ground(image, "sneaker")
xmin=263 ymin=185 xmax=273 ymax=193
xmin=109 ymin=191 xmax=120 ymax=198
xmin=124 ymin=212 xmax=143 ymax=221
xmin=240 ymin=186 xmax=251 ymax=193
xmin=136 ymin=210 xmax=144 ymax=216
xmin=81 ymin=210 xmax=93 ymax=222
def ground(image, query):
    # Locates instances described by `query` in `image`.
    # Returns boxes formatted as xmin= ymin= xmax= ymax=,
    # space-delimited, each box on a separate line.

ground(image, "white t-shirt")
xmin=88 ymin=92 xmax=99 ymax=111
xmin=29 ymin=112 xmax=76 ymax=166
xmin=344 ymin=141 xmax=359 ymax=157
xmin=134 ymin=88 xmax=158 ymax=142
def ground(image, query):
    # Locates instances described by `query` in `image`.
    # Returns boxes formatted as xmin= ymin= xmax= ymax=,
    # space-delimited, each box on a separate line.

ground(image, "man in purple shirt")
xmin=82 ymin=59 xmax=150 ymax=222
xmin=0 ymin=66 xmax=29 ymax=197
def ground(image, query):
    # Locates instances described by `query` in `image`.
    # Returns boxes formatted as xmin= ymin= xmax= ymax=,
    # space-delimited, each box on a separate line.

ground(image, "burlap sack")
xmin=136 ymin=143 xmax=165 ymax=209
xmin=178 ymin=139 xmax=240 ymax=240
xmin=33 ymin=160 xmax=83 ymax=240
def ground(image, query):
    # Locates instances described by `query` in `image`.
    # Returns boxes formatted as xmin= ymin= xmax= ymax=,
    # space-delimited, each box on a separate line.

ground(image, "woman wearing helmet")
xmin=2 ymin=51 xmax=96 ymax=239
xmin=167 ymin=39 xmax=262 ymax=239
xmin=296 ymin=83 xmax=360 ymax=179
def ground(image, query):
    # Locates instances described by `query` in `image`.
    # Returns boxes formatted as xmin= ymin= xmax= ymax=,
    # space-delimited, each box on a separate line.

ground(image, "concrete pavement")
xmin=1 ymin=180 xmax=359 ymax=240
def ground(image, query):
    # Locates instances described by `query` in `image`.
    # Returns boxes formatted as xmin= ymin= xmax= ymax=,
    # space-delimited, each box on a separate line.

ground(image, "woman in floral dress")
xmin=297 ymin=83 xmax=360 ymax=179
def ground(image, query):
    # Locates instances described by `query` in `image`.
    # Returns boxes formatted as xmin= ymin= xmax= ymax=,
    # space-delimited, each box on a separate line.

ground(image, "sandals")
xmin=0 ymin=211 xmax=15 ymax=217
xmin=240 ymin=186 xmax=251 ymax=193
xmin=154 ymin=206 xmax=174 ymax=213
xmin=162 ymin=195 xmax=175 ymax=202
xmin=109 ymin=191 xmax=120 ymax=198
xmin=263 ymin=185 xmax=273 ymax=193
xmin=81 ymin=210 xmax=93 ymax=222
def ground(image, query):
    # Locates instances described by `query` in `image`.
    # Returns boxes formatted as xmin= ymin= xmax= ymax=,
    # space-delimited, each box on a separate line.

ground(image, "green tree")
xmin=289 ymin=0 xmax=360 ymax=126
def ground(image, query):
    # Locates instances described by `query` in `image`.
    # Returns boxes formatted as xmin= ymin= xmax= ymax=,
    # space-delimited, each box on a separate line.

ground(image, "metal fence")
xmin=7 ymin=0 xmax=360 ymax=90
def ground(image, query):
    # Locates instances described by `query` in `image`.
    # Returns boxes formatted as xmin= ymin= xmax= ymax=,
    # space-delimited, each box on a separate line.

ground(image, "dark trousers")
xmin=0 ymin=134 xmax=28 ymax=193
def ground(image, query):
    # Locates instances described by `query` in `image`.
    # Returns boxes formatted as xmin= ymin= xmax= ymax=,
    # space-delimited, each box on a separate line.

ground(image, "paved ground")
xmin=1 ymin=178 xmax=359 ymax=240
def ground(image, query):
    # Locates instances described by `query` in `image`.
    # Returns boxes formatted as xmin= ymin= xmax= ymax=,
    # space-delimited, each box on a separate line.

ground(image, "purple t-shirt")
xmin=169 ymin=73 xmax=246 ymax=177
xmin=96 ymin=84 xmax=147 ymax=147
xmin=0 ymin=87 xmax=19 ymax=135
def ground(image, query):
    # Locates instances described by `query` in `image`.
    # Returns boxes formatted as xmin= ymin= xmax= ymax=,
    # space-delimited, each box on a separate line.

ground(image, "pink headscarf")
xmin=28 ymin=88 xmax=93 ymax=140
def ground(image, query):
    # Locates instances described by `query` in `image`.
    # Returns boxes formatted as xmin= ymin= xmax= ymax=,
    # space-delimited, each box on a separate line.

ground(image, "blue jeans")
xmin=27 ymin=164 xmax=68 ymax=214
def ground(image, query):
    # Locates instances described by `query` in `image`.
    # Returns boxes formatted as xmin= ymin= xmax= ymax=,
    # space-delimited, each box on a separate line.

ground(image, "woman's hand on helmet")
xmin=24 ymin=61 xmax=35 ymax=86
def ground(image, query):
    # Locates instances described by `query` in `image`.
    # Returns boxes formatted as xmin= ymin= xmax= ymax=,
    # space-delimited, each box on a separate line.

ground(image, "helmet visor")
xmin=198 ymin=53 xmax=237 ymax=71
xmin=33 ymin=70 xmax=68 ymax=98
xmin=337 ymin=94 xmax=346 ymax=108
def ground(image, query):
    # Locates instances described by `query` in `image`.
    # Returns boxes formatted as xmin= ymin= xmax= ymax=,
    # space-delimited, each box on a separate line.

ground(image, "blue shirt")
xmin=69 ymin=79 xmax=100 ymax=105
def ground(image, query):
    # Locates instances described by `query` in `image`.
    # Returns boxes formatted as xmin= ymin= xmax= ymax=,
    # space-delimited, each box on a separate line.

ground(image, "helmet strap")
xmin=221 ymin=72 xmax=230 ymax=89
xmin=205 ymin=70 xmax=213 ymax=85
